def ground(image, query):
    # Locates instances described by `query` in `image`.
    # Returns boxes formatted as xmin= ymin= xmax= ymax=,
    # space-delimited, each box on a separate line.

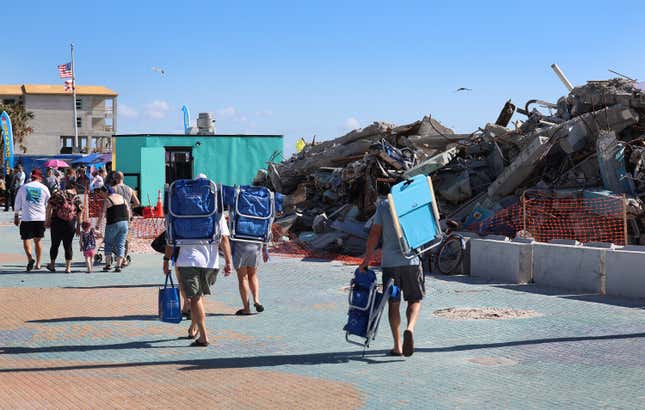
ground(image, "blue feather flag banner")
xmin=1 ymin=111 xmax=14 ymax=174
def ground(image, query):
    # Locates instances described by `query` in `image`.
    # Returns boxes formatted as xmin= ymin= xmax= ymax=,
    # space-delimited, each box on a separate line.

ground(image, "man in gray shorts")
xmin=163 ymin=211 xmax=232 ymax=347
xmin=359 ymin=192 xmax=424 ymax=357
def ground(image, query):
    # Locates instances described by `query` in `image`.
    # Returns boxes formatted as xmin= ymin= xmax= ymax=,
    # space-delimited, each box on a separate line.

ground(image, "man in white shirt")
xmin=163 ymin=176 xmax=233 ymax=347
xmin=14 ymin=169 xmax=51 ymax=271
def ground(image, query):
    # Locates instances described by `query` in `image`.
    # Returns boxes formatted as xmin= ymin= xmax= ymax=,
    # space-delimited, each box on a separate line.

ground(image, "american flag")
xmin=58 ymin=62 xmax=73 ymax=78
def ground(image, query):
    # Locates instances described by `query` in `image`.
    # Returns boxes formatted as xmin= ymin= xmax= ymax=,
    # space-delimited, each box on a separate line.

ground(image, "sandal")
xmin=102 ymin=265 xmax=111 ymax=272
xmin=254 ymin=303 xmax=265 ymax=313
xmin=114 ymin=267 xmax=122 ymax=273
xmin=190 ymin=340 xmax=209 ymax=347
xmin=403 ymin=330 xmax=414 ymax=357
xmin=235 ymin=309 xmax=252 ymax=316
xmin=46 ymin=263 xmax=56 ymax=272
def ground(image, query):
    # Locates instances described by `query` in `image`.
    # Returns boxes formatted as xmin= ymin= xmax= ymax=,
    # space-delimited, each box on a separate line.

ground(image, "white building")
xmin=0 ymin=84 xmax=117 ymax=155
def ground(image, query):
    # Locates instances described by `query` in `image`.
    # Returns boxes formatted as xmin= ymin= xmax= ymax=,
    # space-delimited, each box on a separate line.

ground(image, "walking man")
xmin=163 ymin=174 xmax=233 ymax=347
xmin=14 ymin=169 xmax=51 ymax=271
xmin=3 ymin=167 xmax=14 ymax=211
xmin=12 ymin=165 xmax=25 ymax=209
xmin=359 ymin=186 xmax=424 ymax=357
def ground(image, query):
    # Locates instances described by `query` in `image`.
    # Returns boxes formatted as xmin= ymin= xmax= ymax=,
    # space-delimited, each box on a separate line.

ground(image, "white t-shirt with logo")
xmin=175 ymin=216 xmax=230 ymax=269
xmin=14 ymin=180 xmax=51 ymax=222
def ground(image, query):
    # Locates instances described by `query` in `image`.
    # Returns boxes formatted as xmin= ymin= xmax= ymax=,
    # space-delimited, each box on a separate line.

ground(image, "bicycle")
xmin=432 ymin=220 xmax=467 ymax=275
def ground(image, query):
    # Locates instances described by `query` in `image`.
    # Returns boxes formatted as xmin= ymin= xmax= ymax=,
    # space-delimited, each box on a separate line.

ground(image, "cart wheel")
xmin=94 ymin=253 xmax=103 ymax=264
xmin=436 ymin=234 xmax=466 ymax=275
xmin=126 ymin=255 xmax=132 ymax=264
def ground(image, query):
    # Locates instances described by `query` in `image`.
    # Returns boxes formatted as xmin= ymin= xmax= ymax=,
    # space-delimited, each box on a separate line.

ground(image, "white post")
xmin=71 ymin=43 xmax=79 ymax=144
xmin=550 ymin=64 xmax=574 ymax=92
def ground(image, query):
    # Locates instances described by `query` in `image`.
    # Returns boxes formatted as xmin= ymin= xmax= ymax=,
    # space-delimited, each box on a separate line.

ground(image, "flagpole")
xmin=71 ymin=43 xmax=78 ymax=144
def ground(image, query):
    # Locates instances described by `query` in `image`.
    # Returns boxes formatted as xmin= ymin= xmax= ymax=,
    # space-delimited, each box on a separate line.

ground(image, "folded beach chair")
xmin=344 ymin=269 xmax=399 ymax=349
xmin=165 ymin=178 xmax=221 ymax=245
xmin=222 ymin=185 xmax=283 ymax=244
xmin=387 ymin=174 xmax=443 ymax=258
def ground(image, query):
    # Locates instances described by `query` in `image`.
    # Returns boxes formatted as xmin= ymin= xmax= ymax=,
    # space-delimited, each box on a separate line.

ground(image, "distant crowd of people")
xmin=2 ymin=164 xmax=108 ymax=213
xmin=8 ymin=165 xmax=139 ymax=274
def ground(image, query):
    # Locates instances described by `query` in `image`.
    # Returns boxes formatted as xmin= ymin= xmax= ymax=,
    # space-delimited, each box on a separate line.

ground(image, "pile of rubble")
xmin=255 ymin=76 xmax=645 ymax=254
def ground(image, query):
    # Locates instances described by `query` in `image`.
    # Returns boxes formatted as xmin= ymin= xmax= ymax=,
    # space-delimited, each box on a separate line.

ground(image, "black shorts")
xmin=20 ymin=221 xmax=46 ymax=240
xmin=382 ymin=265 xmax=425 ymax=302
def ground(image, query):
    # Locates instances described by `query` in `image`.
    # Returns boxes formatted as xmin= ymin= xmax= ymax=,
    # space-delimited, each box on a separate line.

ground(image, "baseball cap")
xmin=196 ymin=173 xmax=208 ymax=179
xmin=31 ymin=169 xmax=43 ymax=179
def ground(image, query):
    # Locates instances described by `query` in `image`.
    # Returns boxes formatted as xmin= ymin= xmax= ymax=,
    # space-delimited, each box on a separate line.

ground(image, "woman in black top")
xmin=96 ymin=186 xmax=130 ymax=272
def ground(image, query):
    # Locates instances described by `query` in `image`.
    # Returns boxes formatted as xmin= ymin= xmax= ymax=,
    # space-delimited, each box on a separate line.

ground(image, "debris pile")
xmin=257 ymin=77 xmax=645 ymax=254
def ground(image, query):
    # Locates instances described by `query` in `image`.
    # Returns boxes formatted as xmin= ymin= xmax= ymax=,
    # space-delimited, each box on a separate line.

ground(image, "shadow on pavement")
xmin=64 ymin=284 xmax=159 ymax=289
xmin=2 ymin=332 xmax=643 ymax=372
xmin=429 ymin=273 xmax=645 ymax=309
xmin=27 ymin=312 xmax=235 ymax=323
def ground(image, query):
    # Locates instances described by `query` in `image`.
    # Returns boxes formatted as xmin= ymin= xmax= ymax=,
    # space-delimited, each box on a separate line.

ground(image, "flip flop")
xmin=254 ymin=303 xmax=264 ymax=313
xmin=403 ymin=330 xmax=414 ymax=357
xmin=102 ymin=265 xmax=111 ymax=272
xmin=190 ymin=340 xmax=209 ymax=347
xmin=26 ymin=259 xmax=35 ymax=272
xmin=388 ymin=350 xmax=403 ymax=357
xmin=235 ymin=309 xmax=252 ymax=316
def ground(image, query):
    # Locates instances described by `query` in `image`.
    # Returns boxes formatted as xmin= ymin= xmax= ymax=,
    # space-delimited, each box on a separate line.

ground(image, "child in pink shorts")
xmin=79 ymin=221 xmax=97 ymax=273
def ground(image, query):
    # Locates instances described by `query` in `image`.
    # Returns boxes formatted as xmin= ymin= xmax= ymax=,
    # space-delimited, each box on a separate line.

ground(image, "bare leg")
xmin=85 ymin=256 xmax=92 ymax=272
xmin=65 ymin=259 xmax=72 ymax=273
xmin=175 ymin=267 xmax=190 ymax=313
xmin=236 ymin=267 xmax=251 ymax=313
xmin=388 ymin=300 xmax=402 ymax=354
xmin=405 ymin=301 xmax=421 ymax=332
xmin=23 ymin=240 xmax=33 ymax=263
xmin=115 ymin=256 xmax=123 ymax=269
xmin=191 ymin=296 xmax=208 ymax=344
xmin=105 ymin=254 xmax=112 ymax=268
xmin=247 ymin=266 xmax=261 ymax=305
xmin=33 ymin=238 xmax=42 ymax=269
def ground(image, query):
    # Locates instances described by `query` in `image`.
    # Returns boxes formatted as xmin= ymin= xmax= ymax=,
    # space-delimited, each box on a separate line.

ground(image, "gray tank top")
xmin=114 ymin=184 xmax=133 ymax=206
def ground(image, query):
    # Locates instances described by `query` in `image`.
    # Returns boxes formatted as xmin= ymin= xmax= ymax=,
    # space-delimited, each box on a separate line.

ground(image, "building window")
xmin=78 ymin=136 xmax=88 ymax=151
xmin=76 ymin=98 xmax=82 ymax=110
xmin=2 ymin=99 xmax=15 ymax=105
xmin=76 ymin=117 xmax=82 ymax=128
xmin=60 ymin=136 xmax=74 ymax=148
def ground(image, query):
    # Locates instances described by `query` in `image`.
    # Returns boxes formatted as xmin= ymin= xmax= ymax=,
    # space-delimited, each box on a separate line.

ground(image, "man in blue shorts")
xmin=359 ymin=188 xmax=424 ymax=357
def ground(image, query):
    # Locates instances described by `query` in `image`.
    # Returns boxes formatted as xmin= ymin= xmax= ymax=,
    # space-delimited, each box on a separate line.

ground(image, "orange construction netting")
xmin=482 ymin=193 xmax=627 ymax=245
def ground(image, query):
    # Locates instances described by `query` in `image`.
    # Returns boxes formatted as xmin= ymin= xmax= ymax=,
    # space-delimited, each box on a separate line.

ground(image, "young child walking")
xmin=79 ymin=221 xmax=97 ymax=273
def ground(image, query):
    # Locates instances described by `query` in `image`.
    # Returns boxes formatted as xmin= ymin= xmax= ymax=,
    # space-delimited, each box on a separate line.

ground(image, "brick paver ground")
xmin=0 ymin=222 xmax=644 ymax=409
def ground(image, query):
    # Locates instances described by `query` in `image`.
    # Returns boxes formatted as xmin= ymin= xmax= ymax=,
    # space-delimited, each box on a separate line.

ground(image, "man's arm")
xmin=219 ymin=236 xmax=233 ymax=276
xmin=129 ymin=187 xmax=140 ymax=207
xmin=13 ymin=187 xmax=23 ymax=226
xmin=162 ymin=245 xmax=174 ymax=275
xmin=359 ymin=224 xmax=382 ymax=271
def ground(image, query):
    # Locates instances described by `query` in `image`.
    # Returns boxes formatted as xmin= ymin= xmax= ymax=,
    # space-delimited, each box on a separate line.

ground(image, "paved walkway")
xmin=0 ymin=224 xmax=644 ymax=409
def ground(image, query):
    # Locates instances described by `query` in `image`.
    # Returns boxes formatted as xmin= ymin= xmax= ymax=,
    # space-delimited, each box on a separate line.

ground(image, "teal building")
xmin=112 ymin=134 xmax=282 ymax=205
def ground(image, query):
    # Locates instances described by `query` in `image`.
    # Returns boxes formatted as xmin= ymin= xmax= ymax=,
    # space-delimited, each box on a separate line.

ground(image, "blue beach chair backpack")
xmin=165 ymin=178 xmax=221 ymax=245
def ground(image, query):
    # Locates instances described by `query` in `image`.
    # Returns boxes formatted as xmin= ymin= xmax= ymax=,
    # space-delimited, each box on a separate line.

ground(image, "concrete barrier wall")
xmin=469 ymin=238 xmax=645 ymax=299
xmin=532 ymin=242 xmax=607 ymax=294
xmin=605 ymin=246 xmax=645 ymax=299
xmin=470 ymin=237 xmax=533 ymax=284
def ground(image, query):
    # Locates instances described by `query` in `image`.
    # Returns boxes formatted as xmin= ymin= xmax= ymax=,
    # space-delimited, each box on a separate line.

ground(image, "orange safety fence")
xmin=480 ymin=192 xmax=627 ymax=245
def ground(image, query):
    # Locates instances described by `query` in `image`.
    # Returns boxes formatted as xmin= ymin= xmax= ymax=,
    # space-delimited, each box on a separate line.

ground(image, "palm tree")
xmin=0 ymin=103 xmax=34 ymax=154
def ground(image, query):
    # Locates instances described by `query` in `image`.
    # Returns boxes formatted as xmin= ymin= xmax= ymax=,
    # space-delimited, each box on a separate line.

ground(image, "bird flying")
xmin=151 ymin=67 xmax=166 ymax=76
xmin=455 ymin=87 xmax=472 ymax=92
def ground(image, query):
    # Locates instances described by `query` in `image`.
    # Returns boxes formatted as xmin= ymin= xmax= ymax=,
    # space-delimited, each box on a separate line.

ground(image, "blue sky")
xmin=3 ymin=0 xmax=644 ymax=155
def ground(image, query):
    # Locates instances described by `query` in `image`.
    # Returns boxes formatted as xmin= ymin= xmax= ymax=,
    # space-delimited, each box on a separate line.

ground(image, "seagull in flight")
xmin=151 ymin=67 xmax=166 ymax=76
xmin=455 ymin=87 xmax=472 ymax=92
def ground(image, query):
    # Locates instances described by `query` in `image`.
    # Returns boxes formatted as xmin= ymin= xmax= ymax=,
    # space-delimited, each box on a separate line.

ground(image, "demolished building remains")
xmin=255 ymin=77 xmax=645 ymax=256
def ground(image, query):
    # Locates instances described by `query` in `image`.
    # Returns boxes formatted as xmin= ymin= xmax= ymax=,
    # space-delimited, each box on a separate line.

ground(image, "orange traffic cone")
xmin=155 ymin=190 xmax=164 ymax=217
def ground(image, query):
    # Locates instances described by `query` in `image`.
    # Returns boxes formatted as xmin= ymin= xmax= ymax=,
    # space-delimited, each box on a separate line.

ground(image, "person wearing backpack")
xmin=45 ymin=186 xmax=82 ymax=273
